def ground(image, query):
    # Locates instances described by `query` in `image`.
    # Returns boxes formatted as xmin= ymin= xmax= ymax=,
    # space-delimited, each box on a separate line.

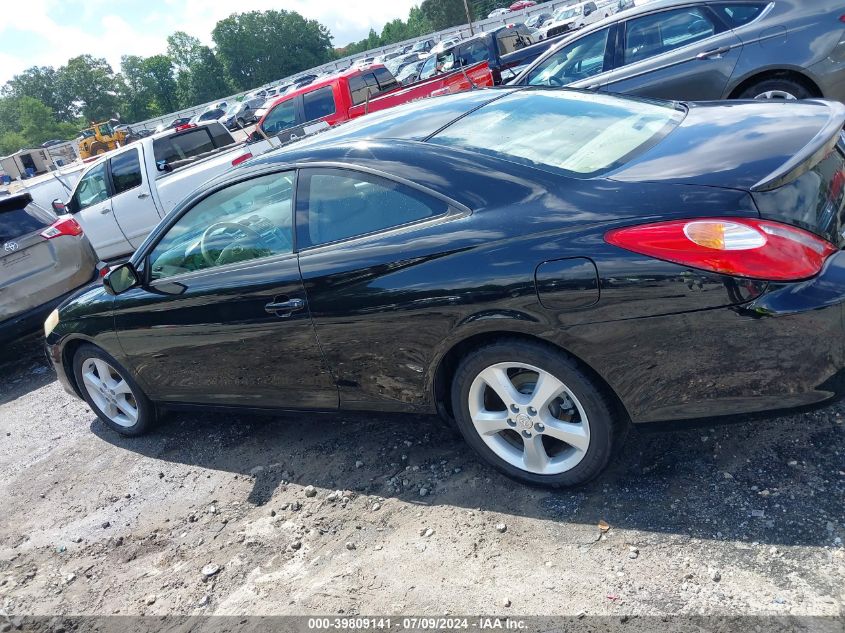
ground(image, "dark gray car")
xmin=0 ymin=193 xmax=98 ymax=343
xmin=514 ymin=0 xmax=845 ymax=102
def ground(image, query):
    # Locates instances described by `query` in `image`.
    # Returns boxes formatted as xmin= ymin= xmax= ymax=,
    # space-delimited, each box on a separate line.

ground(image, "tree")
xmin=57 ymin=55 xmax=125 ymax=122
xmin=167 ymin=31 xmax=232 ymax=107
xmin=0 ymin=96 xmax=78 ymax=155
xmin=420 ymin=0 xmax=469 ymax=31
xmin=212 ymin=10 xmax=334 ymax=90
xmin=1 ymin=66 xmax=74 ymax=123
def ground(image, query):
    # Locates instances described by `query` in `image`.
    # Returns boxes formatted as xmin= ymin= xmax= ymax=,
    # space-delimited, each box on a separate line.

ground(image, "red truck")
xmin=253 ymin=62 xmax=493 ymax=143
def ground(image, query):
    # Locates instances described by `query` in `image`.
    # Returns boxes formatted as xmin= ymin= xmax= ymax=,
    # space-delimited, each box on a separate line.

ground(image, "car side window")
xmin=153 ymin=129 xmax=216 ymax=167
xmin=296 ymin=168 xmax=449 ymax=248
xmin=70 ymin=163 xmax=110 ymax=212
xmin=623 ymin=8 xmax=717 ymax=65
xmin=148 ymin=171 xmax=295 ymax=281
xmin=527 ymin=28 xmax=610 ymax=86
xmin=303 ymin=86 xmax=336 ymax=122
xmin=711 ymin=3 xmax=767 ymax=27
xmin=110 ymin=150 xmax=142 ymax=195
xmin=260 ymin=100 xmax=298 ymax=136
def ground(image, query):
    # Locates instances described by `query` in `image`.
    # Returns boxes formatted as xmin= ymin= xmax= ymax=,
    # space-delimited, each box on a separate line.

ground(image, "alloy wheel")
xmin=80 ymin=357 xmax=139 ymax=428
xmin=467 ymin=362 xmax=590 ymax=475
xmin=754 ymin=90 xmax=798 ymax=101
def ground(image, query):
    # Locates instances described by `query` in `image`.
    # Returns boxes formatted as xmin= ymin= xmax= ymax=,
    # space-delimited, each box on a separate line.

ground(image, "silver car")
xmin=0 ymin=193 xmax=97 ymax=342
xmin=515 ymin=0 xmax=845 ymax=102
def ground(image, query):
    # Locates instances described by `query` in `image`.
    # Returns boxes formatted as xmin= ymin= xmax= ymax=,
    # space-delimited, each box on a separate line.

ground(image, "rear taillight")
xmin=232 ymin=153 xmax=253 ymax=167
xmin=41 ymin=215 xmax=83 ymax=240
xmin=605 ymin=218 xmax=837 ymax=282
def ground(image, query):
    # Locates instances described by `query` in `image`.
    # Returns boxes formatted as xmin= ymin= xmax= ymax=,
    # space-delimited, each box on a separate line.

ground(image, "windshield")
xmin=429 ymin=90 xmax=684 ymax=177
xmin=555 ymin=7 xmax=578 ymax=20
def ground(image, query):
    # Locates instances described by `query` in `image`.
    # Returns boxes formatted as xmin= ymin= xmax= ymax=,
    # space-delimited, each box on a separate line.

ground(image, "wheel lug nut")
xmin=510 ymin=404 xmax=519 ymax=413
xmin=521 ymin=430 xmax=531 ymax=438
xmin=535 ymin=423 xmax=545 ymax=433
xmin=528 ymin=407 xmax=537 ymax=416
xmin=507 ymin=418 xmax=516 ymax=427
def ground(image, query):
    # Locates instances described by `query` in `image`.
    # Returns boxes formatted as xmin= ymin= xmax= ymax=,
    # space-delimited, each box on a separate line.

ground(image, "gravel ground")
xmin=0 ymin=333 xmax=843 ymax=619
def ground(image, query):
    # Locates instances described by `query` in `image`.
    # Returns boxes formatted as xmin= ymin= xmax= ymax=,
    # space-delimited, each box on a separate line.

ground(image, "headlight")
xmin=44 ymin=308 xmax=60 ymax=337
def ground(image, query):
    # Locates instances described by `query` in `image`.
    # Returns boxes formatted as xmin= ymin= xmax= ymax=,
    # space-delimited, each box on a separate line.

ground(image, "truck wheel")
xmin=89 ymin=141 xmax=108 ymax=155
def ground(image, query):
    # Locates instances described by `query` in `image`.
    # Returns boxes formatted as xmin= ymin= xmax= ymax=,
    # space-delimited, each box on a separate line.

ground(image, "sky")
xmin=0 ymin=0 xmax=420 ymax=85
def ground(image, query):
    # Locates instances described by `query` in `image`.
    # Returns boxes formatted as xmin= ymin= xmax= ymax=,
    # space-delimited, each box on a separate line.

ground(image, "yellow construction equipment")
xmin=77 ymin=120 xmax=128 ymax=160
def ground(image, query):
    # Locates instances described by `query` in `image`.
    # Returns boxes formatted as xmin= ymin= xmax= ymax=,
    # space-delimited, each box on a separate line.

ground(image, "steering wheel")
xmin=200 ymin=221 xmax=267 ymax=266
xmin=546 ymin=75 xmax=564 ymax=87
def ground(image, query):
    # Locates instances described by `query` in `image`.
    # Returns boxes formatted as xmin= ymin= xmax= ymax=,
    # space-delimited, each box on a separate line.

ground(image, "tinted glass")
xmin=110 ymin=150 xmax=143 ymax=194
xmin=430 ymin=91 xmax=684 ymax=177
xmin=303 ymin=86 xmax=336 ymax=121
xmin=459 ymin=40 xmax=491 ymax=66
xmin=374 ymin=67 xmax=399 ymax=92
xmin=71 ymin=162 xmax=110 ymax=211
xmin=149 ymin=172 xmax=295 ymax=280
xmin=0 ymin=198 xmax=51 ymax=243
xmin=260 ymin=100 xmax=298 ymax=135
xmin=712 ymin=2 xmax=767 ymax=27
xmin=623 ymin=8 xmax=716 ymax=65
xmin=153 ymin=129 xmax=215 ymax=165
xmin=208 ymin=122 xmax=235 ymax=148
xmin=527 ymin=28 xmax=610 ymax=85
xmin=498 ymin=29 xmax=534 ymax=55
xmin=297 ymin=169 xmax=448 ymax=248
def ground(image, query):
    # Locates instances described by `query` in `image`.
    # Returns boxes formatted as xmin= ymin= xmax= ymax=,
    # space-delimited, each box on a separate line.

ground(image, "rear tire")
xmin=451 ymin=339 xmax=621 ymax=487
xmin=737 ymin=77 xmax=812 ymax=101
xmin=73 ymin=344 xmax=155 ymax=436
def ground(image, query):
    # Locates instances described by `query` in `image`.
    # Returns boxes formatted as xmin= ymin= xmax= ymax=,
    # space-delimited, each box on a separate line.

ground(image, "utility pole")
xmin=463 ymin=0 xmax=475 ymax=35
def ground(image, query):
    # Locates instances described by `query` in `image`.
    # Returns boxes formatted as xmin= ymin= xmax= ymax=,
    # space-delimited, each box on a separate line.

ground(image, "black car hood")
xmin=608 ymin=99 xmax=845 ymax=192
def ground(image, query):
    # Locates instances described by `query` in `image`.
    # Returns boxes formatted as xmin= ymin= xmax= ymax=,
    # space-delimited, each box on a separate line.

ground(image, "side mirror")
xmin=248 ymin=130 xmax=264 ymax=144
xmin=52 ymin=199 xmax=67 ymax=214
xmin=156 ymin=160 xmax=173 ymax=173
xmin=103 ymin=263 xmax=139 ymax=295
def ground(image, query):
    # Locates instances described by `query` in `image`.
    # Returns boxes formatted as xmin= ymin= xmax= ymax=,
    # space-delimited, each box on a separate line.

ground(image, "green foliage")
xmin=212 ymin=10 xmax=334 ymax=90
xmin=0 ymin=96 xmax=79 ymax=155
xmin=58 ymin=55 xmax=125 ymax=122
xmin=420 ymin=0 xmax=470 ymax=31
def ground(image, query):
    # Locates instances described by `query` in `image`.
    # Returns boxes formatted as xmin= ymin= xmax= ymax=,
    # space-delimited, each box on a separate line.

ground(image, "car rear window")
xmin=428 ymin=90 xmax=684 ymax=177
xmin=0 ymin=195 xmax=52 ymax=243
xmin=153 ymin=124 xmax=234 ymax=167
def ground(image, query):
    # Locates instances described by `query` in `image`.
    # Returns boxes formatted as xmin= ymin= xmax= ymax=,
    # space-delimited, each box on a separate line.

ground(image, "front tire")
xmin=451 ymin=340 xmax=620 ymax=486
xmin=73 ymin=344 xmax=155 ymax=436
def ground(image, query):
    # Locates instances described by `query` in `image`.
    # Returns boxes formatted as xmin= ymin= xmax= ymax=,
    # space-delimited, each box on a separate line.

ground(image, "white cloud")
xmin=0 ymin=1 xmax=419 ymax=84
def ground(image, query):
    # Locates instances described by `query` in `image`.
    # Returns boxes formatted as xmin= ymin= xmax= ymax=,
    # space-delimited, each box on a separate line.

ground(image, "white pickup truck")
xmin=56 ymin=122 xmax=274 ymax=261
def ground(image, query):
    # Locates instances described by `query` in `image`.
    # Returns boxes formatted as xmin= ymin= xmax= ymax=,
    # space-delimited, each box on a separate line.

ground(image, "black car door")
xmin=294 ymin=166 xmax=469 ymax=412
xmin=114 ymin=168 xmax=338 ymax=410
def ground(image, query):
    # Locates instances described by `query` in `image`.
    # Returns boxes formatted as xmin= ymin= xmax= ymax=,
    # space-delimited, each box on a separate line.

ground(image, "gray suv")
xmin=0 ymin=193 xmax=97 ymax=342
xmin=515 ymin=0 xmax=845 ymax=102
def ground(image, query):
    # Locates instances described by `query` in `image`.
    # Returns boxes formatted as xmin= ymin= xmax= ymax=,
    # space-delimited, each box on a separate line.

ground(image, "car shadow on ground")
xmin=0 ymin=334 xmax=55 ymax=407
xmin=90 ymin=400 xmax=845 ymax=548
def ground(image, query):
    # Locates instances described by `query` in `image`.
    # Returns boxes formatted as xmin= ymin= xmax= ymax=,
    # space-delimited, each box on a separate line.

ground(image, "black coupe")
xmin=45 ymin=88 xmax=845 ymax=486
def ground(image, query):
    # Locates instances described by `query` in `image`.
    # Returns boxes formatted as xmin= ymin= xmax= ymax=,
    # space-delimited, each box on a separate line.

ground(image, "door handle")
xmin=696 ymin=46 xmax=731 ymax=60
xmin=138 ymin=192 xmax=150 ymax=199
xmin=264 ymin=297 xmax=306 ymax=316
xmin=100 ymin=207 xmax=112 ymax=214
xmin=585 ymin=83 xmax=601 ymax=90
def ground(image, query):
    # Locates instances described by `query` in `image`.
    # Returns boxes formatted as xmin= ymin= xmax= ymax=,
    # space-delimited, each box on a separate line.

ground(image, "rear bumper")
xmin=0 ymin=272 xmax=97 ymax=344
xmin=569 ymin=251 xmax=845 ymax=424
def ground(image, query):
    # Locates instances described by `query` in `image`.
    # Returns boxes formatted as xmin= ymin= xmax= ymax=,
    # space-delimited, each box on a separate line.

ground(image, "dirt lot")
xmin=0 ymin=333 xmax=843 ymax=619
